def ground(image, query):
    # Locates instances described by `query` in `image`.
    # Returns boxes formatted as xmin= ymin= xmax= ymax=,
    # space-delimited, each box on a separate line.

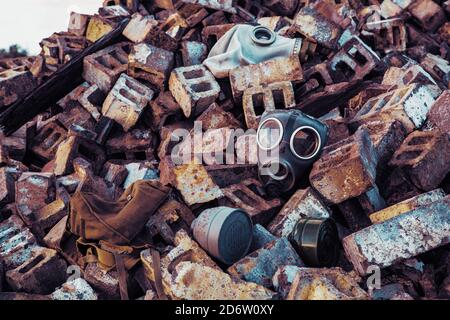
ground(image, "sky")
xmin=0 ymin=0 xmax=104 ymax=55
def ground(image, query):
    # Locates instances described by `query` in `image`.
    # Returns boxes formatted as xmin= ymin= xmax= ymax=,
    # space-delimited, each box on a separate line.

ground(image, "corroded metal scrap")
xmin=1 ymin=0 xmax=450 ymax=301
xmin=228 ymin=238 xmax=304 ymax=288
xmin=369 ymin=189 xmax=446 ymax=224
xmin=171 ymin=161 xmax=223 ymax=206
xmin=140 ymin=229 xmax=221 ymax=299
xmin=286 ymin=267 xmax=369 ymax=300
xmin=142 ymin=230 xmax=276 ymax=300
xmin=343 ymin=195 xmax=450 ymax=275
xmin=170 ymin=261 xmax=276 ymax=300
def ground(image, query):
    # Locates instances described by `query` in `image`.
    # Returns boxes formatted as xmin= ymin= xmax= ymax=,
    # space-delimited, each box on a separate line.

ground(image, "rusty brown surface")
xmin=389 ymin=129 xmax=450 ymax=191
xmin=0 ymin=0 xmax=449 ymax=301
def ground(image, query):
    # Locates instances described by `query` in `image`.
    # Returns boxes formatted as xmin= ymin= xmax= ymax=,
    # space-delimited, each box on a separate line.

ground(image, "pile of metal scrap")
xmin=0 ymin=0 xmax=449 ymax=300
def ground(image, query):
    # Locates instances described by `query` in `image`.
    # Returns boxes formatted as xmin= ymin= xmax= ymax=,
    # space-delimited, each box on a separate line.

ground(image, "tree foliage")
xmin=0 ymin=44 xmax=29 ymax=59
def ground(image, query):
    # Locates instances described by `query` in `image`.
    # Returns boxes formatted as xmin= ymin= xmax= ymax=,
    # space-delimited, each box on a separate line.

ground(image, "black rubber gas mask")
xmin=257 ymin=110 xmax=329 ymax=193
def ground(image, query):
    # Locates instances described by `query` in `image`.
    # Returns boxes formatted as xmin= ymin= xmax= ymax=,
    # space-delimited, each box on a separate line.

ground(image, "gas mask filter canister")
xmin=289 ymin=217 xmax=340 ymax=268
xmin=191 ymin=207 xmax=253 ymax=265
xmin=256 ymin=109 xmax=329 ymax=194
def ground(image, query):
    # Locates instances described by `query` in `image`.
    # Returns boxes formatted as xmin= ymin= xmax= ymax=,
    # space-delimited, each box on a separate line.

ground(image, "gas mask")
xmin=257 ymin=109 xmax=329 ymax=193
xmin=203 ymin=24 xmax=302 ymax=78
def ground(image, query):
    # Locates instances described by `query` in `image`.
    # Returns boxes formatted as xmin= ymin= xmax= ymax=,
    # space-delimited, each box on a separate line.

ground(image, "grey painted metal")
xmin=191 ymin=207 xmax=253 ymax=265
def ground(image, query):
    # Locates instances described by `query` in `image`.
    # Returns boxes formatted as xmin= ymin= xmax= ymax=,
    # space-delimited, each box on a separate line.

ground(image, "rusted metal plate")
xmin=309 ymin=129 xmax=378 ymax=204
xmin=343 ymin=195 xmax=450 ymax=275
xmin=286 ymin=267 xmax=369 ymax=300
xmin=1 ymin=0 xmax=450 ymax=301
xmin=369 ymin=189 xmax=446 ymax=224
xmin=169 ymin=64 xmax=220 ymax=117
xmin=228 ymin=238 xmax=304 ymax=287
xmin=172 ymin=162 xmax=223 ymax=206
xmin=229 ymin=56 xmax=303 ymax=102
xmin=170 ymin=261 xmax=276 ymax=300
xmin=51 ymin=278 xmax=98 ymax=300
xmin=389 ymin=129 xmax=450 ymax=191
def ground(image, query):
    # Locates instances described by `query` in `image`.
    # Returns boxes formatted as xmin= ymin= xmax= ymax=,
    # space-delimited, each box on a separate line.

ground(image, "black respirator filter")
xmin=289 ymin=217 xmax=340 ymax=268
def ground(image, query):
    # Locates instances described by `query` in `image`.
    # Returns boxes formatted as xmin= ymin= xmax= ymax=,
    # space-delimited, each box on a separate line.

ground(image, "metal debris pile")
xmin=0 ymin=0 xmax=449 ymax=300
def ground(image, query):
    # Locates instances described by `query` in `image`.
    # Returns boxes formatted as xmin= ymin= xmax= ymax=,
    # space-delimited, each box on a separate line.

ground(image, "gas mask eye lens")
xmin=290 ymin=126 xmax=322 ymax=160
xmin=251 ymin=26 xmax=276 ymax=46
xmin=257 ymin=118 xmax=283 ymax=150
